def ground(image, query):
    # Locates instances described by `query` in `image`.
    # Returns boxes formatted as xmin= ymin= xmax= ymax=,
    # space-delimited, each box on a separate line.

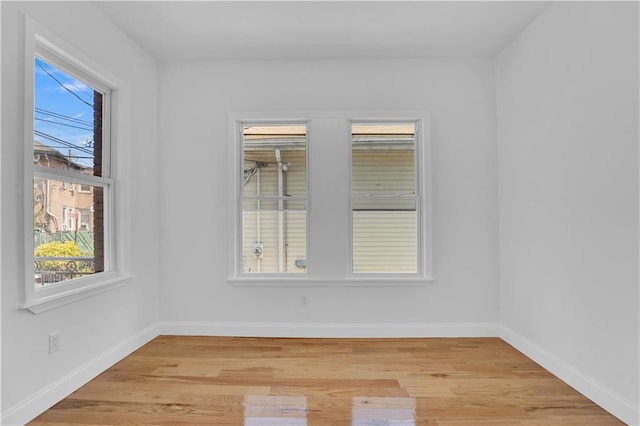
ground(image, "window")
xmin=240 ymin=123 xmax=308 ymax=274
xmin=24 ymin=20 xmax=124 ymax=312
xmin=351 ymin=122 xmax=420 ymax=274
xmin=230 ymin=112 xmax=432 ymax=284
xmin=78 ymin=208 xmax=91 ymax=231
xmin=61 ymin=206 xmax=72 ymax=231
xmin=32 ymin=53 xmax=110 ymax=286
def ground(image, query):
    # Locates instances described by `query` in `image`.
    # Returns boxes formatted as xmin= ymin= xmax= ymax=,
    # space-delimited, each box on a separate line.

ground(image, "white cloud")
xmin=61 ymin=82 xmax=90 ymax=93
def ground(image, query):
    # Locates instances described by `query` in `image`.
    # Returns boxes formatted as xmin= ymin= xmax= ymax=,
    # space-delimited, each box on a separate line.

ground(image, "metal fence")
xmin=34 ymin=256 xmax=95 ymax=285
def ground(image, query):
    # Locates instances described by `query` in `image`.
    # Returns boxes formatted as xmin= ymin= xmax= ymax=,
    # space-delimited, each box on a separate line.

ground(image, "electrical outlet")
xmin=301 ymin=295 xmax=309 ymax=307
xmin=49 ymin=331 xmax=60 ymax=353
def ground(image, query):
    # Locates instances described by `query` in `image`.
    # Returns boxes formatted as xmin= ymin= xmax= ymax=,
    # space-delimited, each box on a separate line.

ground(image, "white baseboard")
xmin=499 ymin=325 xmax=639 ymax=426
xmin=158 ymin=321 xmax=500 ymax=338
xmin=1 ymin=324 xmax=159 ymax=426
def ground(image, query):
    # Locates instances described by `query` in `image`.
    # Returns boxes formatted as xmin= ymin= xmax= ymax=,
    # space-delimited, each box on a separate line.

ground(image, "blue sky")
xmin=34 ymin=57 xmax=96 ymax=168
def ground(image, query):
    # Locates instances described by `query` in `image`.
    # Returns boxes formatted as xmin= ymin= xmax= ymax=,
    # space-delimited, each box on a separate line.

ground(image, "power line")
xmin=35 ymin=117 xmax=93 ymax=132
xmin=33 ymin=144 xmax=94 ymax=160
xmin=34 ymin=130 xmax=94 ymax=156
xmin=35 ymin=108 xmax=92 ymax=126
xmin=37 ymin=61 xmax=93 ymax=107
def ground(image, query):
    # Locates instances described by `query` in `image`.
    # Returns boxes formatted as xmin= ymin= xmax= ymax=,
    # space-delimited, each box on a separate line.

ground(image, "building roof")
xmin=243 ymin=124 xmax=415 ymax=152
xmin=33 ymin=141 xmax=88 ymax=171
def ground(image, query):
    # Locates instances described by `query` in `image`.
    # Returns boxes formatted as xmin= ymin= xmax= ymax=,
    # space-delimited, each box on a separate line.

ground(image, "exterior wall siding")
xmin=242 ymin=151 xmax=307 ymax=273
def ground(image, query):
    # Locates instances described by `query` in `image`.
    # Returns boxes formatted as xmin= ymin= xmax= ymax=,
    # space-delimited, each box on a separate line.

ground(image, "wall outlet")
xmin=49 ymin=331 xmax=60 ymax=353
xmin=301 ymin=295 xmax=309 ymax=307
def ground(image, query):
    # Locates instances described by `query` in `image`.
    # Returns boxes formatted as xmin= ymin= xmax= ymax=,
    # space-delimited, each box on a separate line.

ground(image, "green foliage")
xmin=34 ymin=241 xmax=82 ymax=271
xmin=35 ymin=240 xmax=81 ymax=257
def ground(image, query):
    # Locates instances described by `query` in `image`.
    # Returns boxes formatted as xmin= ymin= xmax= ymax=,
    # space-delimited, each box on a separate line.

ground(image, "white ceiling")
xmin=95 ymin=1 xmax=551 ymax=61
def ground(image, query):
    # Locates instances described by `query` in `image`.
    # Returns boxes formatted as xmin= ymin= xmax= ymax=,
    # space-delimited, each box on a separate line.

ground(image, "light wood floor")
xmin=29 ymin=336 xmax=623 ymax=425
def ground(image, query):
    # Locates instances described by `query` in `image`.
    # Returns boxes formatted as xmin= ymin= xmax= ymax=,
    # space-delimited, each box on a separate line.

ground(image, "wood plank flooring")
xmin=29 ymin=336 xmax=624 ymax=425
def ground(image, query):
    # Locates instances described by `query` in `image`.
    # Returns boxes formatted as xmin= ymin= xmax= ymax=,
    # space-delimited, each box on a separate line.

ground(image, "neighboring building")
xmin=33 ymin=141 xmax=95 ymax=241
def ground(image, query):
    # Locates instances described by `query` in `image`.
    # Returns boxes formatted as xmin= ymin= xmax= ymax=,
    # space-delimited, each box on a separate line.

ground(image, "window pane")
xmin=241 ymin=123 xmax=307 ymax=274
xmin=33 ymin=58 xmax=103 ymax=176
xmin=242 ymin=208 xmax=307 ymax=274
xmin=352 ymin=123 xmax=415 ymax=196
xmin=242 ymin=124 xmax=307 ymax=197
xmin=351 ymin=123 xmax=418 ymax=274
xmin=33 ymin=179 xmax=104 ymax=286
xmin=352 ymin=209 xmax=417 ymax=273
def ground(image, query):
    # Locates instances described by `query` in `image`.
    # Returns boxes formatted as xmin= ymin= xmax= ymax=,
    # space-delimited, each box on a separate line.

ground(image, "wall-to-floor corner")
xmin=1 ymin=325 xmax=159 ymax=426
xmin=496 ymin=2 xmax=639 ymax=425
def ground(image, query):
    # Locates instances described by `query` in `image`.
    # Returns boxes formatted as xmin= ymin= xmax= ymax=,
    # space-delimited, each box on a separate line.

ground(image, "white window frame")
xmin=22 ymin=18 xmax=130 ymax=314
xmin=228 ymin=111 xmax=433 ymax=286
xmin=232 ymin=118 xmax=312 ymax=278
xmin=348 ymin=119 xmax=424 ymax=277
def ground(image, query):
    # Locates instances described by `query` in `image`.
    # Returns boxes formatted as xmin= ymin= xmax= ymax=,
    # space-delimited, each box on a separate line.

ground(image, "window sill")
xmin=21 ymin=273 xmax=133 ymax=314
xmin=227 ymin=276 xmax=434 ymax=287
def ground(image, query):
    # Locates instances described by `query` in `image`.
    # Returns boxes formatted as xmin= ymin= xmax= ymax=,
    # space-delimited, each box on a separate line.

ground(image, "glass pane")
xmin=351 ymin=122 xmax=418 ymax=274
xmin=242 ymin=207 xmax=307 ymax=274
xmin=33 ymin=178 xmax=104 ymax=286
xmin=242 ymin=124 xmax=307 ymax=197
xmin=352 ymin=210 xmax=417 ymax=273
xmin=241 ymin=123 xmax=307 ymax=274
xmin=34 ymin=57 xmax=103 ymax=176
xmin=351 ymin=123 xmax=415 ymax=196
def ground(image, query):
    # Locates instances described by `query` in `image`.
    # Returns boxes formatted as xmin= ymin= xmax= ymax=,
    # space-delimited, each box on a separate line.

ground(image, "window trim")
xmin=22 ymin=17 xmax=131 ymax=314
xmin=228 ymin=111 xmax=433 ymax=286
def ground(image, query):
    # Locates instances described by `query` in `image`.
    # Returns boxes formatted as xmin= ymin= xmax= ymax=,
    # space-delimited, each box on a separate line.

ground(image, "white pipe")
xmin=256 ymin=167 xmax=261 ymax=273
xmin=275 ymin=148 xmax=284 ymax=273
xmin=44 ymin=155 xmax=58 ymax=233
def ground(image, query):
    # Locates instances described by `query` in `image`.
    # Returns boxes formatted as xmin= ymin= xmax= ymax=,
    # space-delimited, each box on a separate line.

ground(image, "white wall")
xmin=1 ymin=2 xmax=160 ymax=424
xmin=496 ymin=2 xmax=639 ymax=424
xmin=5 ymin=2 xmax=636 ymax=425
xmin=158 ymin=59 xmax=499 ymax=332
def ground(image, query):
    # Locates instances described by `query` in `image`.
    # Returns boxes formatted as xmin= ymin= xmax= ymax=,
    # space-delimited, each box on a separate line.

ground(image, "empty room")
xmin=1 ymin=1 xmax=638 ymax=425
